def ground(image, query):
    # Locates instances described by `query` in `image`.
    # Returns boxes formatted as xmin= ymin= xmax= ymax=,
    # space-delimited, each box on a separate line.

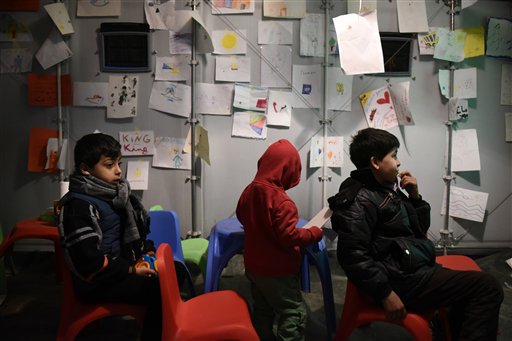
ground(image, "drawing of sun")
xmin=222 ymin=32 xmax=238 ymax=49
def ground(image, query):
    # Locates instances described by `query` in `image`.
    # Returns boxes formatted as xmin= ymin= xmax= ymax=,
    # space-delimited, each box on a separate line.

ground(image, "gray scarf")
xmin=68 ymin=174 xmax=147 ymax=244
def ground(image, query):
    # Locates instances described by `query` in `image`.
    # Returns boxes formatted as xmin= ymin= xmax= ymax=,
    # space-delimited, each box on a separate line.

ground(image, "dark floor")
xmin=0 ymin=248 xmax=511 ymax=341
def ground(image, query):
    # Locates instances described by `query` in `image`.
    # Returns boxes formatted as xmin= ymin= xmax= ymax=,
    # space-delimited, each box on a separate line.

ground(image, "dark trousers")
xmin=79 ymin=274 xmax=162 ymax=341
xmin=404 ymin=268 xmax=504 ymax=341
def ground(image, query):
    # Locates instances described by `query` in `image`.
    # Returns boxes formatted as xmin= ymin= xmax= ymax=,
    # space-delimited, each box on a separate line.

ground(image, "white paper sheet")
xmin=396 ymin=0 xmax=429 ymax=33
xmin=263 ymin=0 xmax=306 ymax=18
xmin=451 ymin=129 xmax=481 ymax=172
xmin=107 ymin=75 xmax=139 ymax=118
xmin=184 ymin=125 xmax=211 ymax=165
xmin=233 ymin=83 xmax=268 ymax=112
xmin=266 ymin=90 xmax=292 ymax=127
xmin=326 ymin=68 xmax=352 ymax=111
xmin=152 ymin=137 xmax=191 ymax=170
xmin=258 ymin=21 xmax=293 ymax=45
xmin=144 ymin=0 xmax=175 ymax=30
xmin=155 ymin=55 xmax=190 ymax=82
xmin=211 ymin=0 xmax=255 ymax=14
xmin=232 ymin=111 xmax=268 ymax=139
xmin=292 ymin=64 xmax=322 ymax=108
xmin=215 ymin=56 xmax=251 ymax=82
xmin=347 ymin=0 xmax=377 ymax=14
xmin=77 ymin=0 xmax=121 ymax=17
xmin=359 ymin=86 xmax=399 ymax=130
xmin=44 ymin=2 xmax=74 ymax=35
xmin=0 ymin=14 xmax=33 ymax=42
xmin=35 ymin=29 xmax=73 ymax=70
xmin=434 ymin=27 xmax=466 ymax=62
xmin=260 ymin=45 xmax=292 ymax=88
xmin=127 ymin=161 xmax=149 ymax=190
xmin=302 ymin=207 xmax=333 ymax=228
xmin=333 ymin=11 xmax=384 ymax=75
xmin=149 ymin=81 xmax=191 ymax=118
xmin=486 ymin=17 xmax=512 ymax=59
xmin=212 ymin=29 xmax=247 ymax=55
xmin=73 ymin=81 xmax=108 ymax=107
xmin=453 ymin=67 xmax=478 ymax=99
xmin=441 ymin=186 xmax=488 ymax=223
xmin=196 ymin=83 xmax=233 ymax=116
xmin=119 ymin=130 xmax=155 ymax=156
xmin=501 ymin=63 xmax=512 ymax=105
xmin=300 ymin=13 xmax=325 ymax=57
xmin=448 ymin=97 xmax=469 ymax=121
xmin=309 ymin=136 xmax=344 ymax=168
xmin=0 ymin=48 xmax=32 ymax=73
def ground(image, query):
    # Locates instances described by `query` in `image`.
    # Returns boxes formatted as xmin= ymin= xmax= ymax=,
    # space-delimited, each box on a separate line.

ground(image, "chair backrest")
xmin=148 ymin=210 xmax=185 ymax=261
xmin=156 ymin=243 xmax=182 ymax=338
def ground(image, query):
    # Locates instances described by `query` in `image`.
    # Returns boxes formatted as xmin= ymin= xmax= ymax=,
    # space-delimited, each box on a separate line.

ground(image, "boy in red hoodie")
xmin=236 ymin=139 xmax=324 ymax=341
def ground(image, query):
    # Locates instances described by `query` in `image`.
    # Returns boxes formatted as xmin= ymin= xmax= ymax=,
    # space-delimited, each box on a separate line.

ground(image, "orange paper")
xmin=28 ymin=127 xmax=59 ymax=173
xmin=0 ymin=0 xmax=38 ymax=11
xmin=28 ymin=73 xmax=72 ymax=107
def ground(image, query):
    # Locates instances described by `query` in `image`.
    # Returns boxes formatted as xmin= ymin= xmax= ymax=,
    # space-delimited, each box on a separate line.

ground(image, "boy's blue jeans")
xmin=246 ymin=271 xmax=306 ymax=341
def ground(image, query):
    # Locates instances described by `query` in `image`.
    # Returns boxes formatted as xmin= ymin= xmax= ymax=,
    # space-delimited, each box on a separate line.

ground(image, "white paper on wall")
xmin=73 ymin=81 xmax=108 ymax=107
xmin=35 ymin=29 xmax=73 ymax=70
xmin=233 ymin=83 xmax=268 ymax=112
xmin=448 ymin=97 xmax=469 ymax=121
xmin=260 ymin=45 xmax=292 ymax=88
xmin=212 ymin=29 xmax=247 ymax=55
xmin=505 ymin=112 xmax=512 ymax=142
xmin=152 ymin=136 xmax=191 ymax=170
xmin=77 ymin=0 xmax=121 ymax=17
xmin=266 ymin=90 xmax=292 ymax=127
xmin=232 ymin=111 xmax=268 ymax=139
xmin=486 ymin=17 xmax=512 ymax=59
xmin=501 ymin=63 xmax=512 ymax=105
xmin=434 ymin=28 xmax=466 ymax=62
xmin=451 ymin=129 xmax=481 ymax=172
xmin=326 ymin=68 xmax=352 ymax=111
xmin=396 ymin=0 xmax=429 ymax=33
xmin=196 ymin=83 xmax=233 ymax=116
xmin=309 ymin=136 xmax=344 ymax=168
xmin=155 ymin=55 xmax=190 ymax=82
xmin=149 ymin=81 xmax=191 ymax=118
xmin=127 ymin=161 xmax=149 ymax=190
xmin=211 ymin=0 xmax=255 ymax=14
xmin=441 ymin=186 xmax=489 ymax=223
xmin=107 ymin=75 xmax=139 ymax=118
xmin=0 ymin=48 xmax=32 ymax=73
xmin=417 ymin=28 xmax=439 ymax=55
xmin=144 ymin=0 xmax=175 ymax=30
xmin=347 ymin=0 xmax=377 ymax=14
xmin=300 ymin=13 xmax=325 ymax=57
xmin=119 ymin=130 xmax=155 ymax=156
xmin=44 ymin=2 xmax=74 ymax=35
xmin=333 ymin=11 xmax=384 ymax=75
xmin=292 ymin=64 xmax=322 ymax=108
xmin=215 ymin=56 xmax=251 ymax=82
xmin=258 ymin=21 xmax=293 ymax=45
xmin=263 ymin=0 xmax=306 ymax=19
xmin=453 ymin=67 xmax=477 ymax=99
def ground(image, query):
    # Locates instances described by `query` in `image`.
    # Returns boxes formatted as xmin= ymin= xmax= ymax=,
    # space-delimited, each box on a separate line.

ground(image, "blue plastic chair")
xmin=204 ymin=217 xmax=336 ymax=339
xmin=148 ymin=210 xmax=196 ymax=296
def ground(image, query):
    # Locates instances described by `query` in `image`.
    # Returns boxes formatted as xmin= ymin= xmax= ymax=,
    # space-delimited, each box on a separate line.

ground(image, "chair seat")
xmin=182 ymin=237 xmax=209 ymax=278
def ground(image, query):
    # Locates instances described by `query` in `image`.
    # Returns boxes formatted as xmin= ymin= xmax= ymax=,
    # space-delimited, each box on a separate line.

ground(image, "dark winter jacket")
xmin=328 ymin=168 xmax=438 ymax=302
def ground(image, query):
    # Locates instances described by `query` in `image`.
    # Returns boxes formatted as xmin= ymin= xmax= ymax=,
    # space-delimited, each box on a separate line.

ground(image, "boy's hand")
xmin=399 ymin=170 xmax=420 ymax=199
xmin=382 ymin=290 xmax=407 ymax=321
xmin=135 ymin=267 xmax=156 ymax=278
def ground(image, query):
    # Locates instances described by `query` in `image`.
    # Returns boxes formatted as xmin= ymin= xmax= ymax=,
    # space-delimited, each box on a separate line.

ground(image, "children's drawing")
xmin=300 ymin=14 xmax=325 ymax=57
xmin=215 ymin=56 xmax=251 ymax=82
xmin=149 ymin=81 xmax=191 ymax=118
xmin=144 ymin=0 xmax=175 ymax=30
xmin=73 ymin=81 xmax=108 ymax=107
xmin=107 ymin=75 xmax=139 ymax=118
xmin=388 ymin=81 xmax=414 ymax=125
xmin=126 ymin=161 xmax=149 ymax=191
xmin=233 ymin=83 xmax=268 ymax=112
xmin=196 ymin=83 xmax=233 ymax=116
xmin=441 ymin=186 xmax=488 ymax=223
xmin=418 ymin=28 xmax=439 ymax=55
xmin=260 ymin=45 xmax=292 ymax=88
xmin=453 ymin=67 xmax=477 ymax=99
xmin=266 ymin=90 xmax=292 ymax=127
xmin=77 ymin=0 xmax=121 ymax=17
xmin=292 ymin=64 xmax=322 ymax=108
xmin=448 ymin=98 xmax=469 ymax=121
xmin=458 ymin=26 xmax=485 ymax=59
xmin=396 ymin=0 xmax=428 ymax=33
xmin=359 ymin=86 xmax=399 ymax=130
xmin=347 ymin=0 xmax=376 ymax=14
xmin=309 ymin=136 xmax=344 ymax=168
xmin=169 ymin=31 xmax=192 ymax=54
xmin=119 ymin=130 xmax=155 ymax=156
xmin=211 ymin=0 xmax=255 ymax=14
xmin=232 ymin=111 xmax=267 ymax=139
xmin=152 ymin=137 xmax=191 ymax=170
xmin=433 ymin=27 xmax=466 ymax=62
xmin=0 ymin=48 xmax=32 ymax=73
xmin=486 ymin=17 xmax=512 ymax=59
xmin=451 ymin=129 xmax=481 ymax=172
xmin=44 ymin=2 xmax=74 ymax=35
xmin=258 ymin=21 xmax=293 ymax=45
xmin=326 ymin=68 xmax=352 ymax=111
xmin=0 ymin=13 xmax=33 ymax=42
xmin=263 ymin=0 xmax=306 ymax=19
xmin=506 ymin=112 xmax=512 ymax=142
xmin=155 ymin=55 xmax=190 ymax=81
xmin=212 ymin=29 xmax=247 ymax=55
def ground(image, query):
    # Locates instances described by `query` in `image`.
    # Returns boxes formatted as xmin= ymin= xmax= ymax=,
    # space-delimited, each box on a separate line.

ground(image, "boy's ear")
xmin=370 ymin=156 xmax=380 ymax=170
xmin=79 ymin=163 xmax=91 ymax=176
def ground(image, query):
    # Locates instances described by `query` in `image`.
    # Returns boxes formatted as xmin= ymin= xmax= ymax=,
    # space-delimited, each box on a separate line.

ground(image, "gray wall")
xmin=1 ymin=0 xmax=511 ymax=251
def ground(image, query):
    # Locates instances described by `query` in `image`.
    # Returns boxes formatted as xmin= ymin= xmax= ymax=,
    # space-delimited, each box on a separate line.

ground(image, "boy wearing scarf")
xmin=58 ymin=133 xmax=161 ymax=340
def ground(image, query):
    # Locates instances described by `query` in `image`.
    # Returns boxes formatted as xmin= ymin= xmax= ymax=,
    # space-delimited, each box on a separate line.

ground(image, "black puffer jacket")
xmin=328 ymin=168 xmax=439 ymax=302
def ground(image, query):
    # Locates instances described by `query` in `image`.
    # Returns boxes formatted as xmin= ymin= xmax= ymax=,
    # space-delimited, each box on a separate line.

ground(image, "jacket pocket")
xmin=392 ymin=237 xmax=435 ymax=273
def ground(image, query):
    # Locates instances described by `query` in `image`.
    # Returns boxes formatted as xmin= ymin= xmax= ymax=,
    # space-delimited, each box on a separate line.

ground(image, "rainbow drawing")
xmin=249 ymin=114 xmax=266 ymax=135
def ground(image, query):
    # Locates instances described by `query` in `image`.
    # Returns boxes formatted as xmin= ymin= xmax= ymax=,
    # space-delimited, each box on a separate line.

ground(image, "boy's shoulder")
xmin=328 ymin=177 xmax=362 ymax=211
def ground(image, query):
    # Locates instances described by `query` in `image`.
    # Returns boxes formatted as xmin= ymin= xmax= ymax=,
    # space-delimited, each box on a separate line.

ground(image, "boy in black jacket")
xmin=58 ymin=133 xmax=161 ymax=340
xmin=329 ymin=128 xmax=503 ymax=340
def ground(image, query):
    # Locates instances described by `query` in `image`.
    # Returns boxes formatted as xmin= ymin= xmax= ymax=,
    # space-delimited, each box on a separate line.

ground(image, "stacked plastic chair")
xmin=156 ymin=243 xmax=259 ymax=340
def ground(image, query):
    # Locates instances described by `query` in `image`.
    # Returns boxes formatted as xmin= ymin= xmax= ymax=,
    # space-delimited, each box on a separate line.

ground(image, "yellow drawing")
xmin=222 ymin=32 xmax=238 ymax=49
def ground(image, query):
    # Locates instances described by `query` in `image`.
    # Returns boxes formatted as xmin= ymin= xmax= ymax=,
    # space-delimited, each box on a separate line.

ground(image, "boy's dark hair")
xmin=74 ymin=133 xmax=121 ymax=173
xmin=349 ymin=128 xmax=400 ymax=169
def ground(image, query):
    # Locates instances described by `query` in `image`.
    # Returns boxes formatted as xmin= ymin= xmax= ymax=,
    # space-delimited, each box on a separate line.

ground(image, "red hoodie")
xmin=236 ymin=139 xmax=323 ymax=277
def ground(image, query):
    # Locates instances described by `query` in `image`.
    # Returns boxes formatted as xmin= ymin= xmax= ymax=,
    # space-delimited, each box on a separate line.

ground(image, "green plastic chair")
xmin=148 ymin=205 xmax=209 ymax=279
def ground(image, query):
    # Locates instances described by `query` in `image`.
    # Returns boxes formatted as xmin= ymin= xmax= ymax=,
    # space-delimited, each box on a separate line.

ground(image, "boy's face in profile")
xmin=371 ymin=148 xmax=400 ymax=186
xmin=81 ymin=155 xmax=122 ymax=185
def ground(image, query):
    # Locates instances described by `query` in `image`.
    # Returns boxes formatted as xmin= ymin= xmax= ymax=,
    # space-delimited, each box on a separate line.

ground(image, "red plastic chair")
xmin=56 ymin=248 xmax=146 ymax=341
xmin=335 ymin=279 xmax=435 ymax=341
xmin=156 ymin=243 xmax=259 ymax=341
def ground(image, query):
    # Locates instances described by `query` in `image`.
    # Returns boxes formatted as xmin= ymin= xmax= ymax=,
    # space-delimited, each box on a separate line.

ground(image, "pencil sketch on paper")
xmin=441 ymin=186 xmax=488 ymax=223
